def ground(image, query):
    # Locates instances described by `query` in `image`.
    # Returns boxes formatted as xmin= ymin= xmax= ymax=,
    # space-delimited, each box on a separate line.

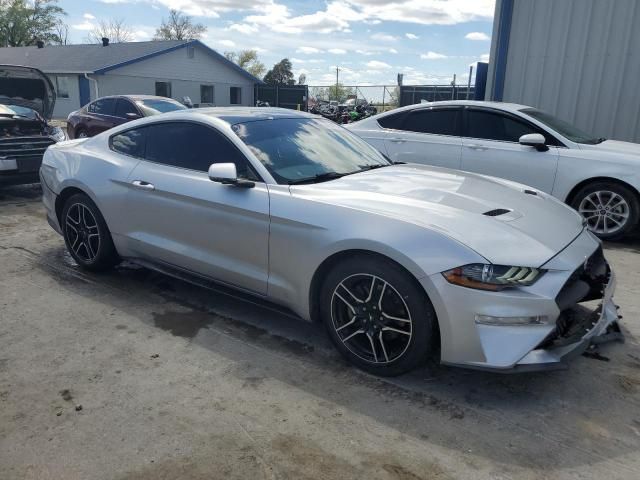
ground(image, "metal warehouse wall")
xmin=487 ymin=0 xmax=640 ymax=143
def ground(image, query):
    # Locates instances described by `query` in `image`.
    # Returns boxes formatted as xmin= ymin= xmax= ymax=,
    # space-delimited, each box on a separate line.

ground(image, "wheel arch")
xmin=565 ymin=176 xmax=640 ymax=205
xmin=308 ymin=248 xmax=441 ymax=350
xmin=55 ymin=186 xmax=90 ymax=225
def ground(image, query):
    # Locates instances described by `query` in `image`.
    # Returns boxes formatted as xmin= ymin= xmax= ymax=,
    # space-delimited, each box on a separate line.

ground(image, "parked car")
xmin=41 ymin=108 xmax=621 ymax=375
xmin=347 ymin=101 xmax=640 ymax=240
xmin=66 ymin=95 xmax=187 ymax=139
xmin=0 ymin=65 xmax=66 ymax=186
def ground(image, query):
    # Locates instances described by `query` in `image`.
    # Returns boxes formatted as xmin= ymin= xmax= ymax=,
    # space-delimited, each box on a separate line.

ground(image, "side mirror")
xmin=208 ymin=163 xmax=255 ymax=188
xmin=126 ymin=112 xmax=141 ymax=120
xmin=519 ymin=133 xmax=549 ymax=151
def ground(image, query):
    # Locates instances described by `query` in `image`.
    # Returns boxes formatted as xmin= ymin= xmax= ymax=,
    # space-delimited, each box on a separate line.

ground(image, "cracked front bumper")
xmin=423 ymin=229 xmax=623 ymax=372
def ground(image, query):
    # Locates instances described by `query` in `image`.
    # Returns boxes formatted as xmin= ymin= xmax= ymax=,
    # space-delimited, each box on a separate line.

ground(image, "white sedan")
xmin=347 ymin=101 xmax=640 ymax=240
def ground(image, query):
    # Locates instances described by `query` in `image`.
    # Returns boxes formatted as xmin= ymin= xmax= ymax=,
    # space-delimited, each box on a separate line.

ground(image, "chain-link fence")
xmin=308 ymin=85 xmax=400 ymax=113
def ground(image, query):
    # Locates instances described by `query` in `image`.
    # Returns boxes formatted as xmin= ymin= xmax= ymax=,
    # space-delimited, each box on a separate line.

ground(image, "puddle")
xmin=152 ymin=310 xmax=215 ymax=338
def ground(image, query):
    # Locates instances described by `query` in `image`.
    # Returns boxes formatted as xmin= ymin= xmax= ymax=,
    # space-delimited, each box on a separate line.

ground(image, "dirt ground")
xmin=1 ymin=184 xmax=640 ymax=480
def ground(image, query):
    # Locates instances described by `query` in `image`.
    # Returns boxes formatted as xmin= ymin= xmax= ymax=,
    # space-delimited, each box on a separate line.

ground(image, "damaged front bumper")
xmin=510 ymin=267 xmax=622 ymax=372
xmin=428 ymin=229 xmax=624 ymax=372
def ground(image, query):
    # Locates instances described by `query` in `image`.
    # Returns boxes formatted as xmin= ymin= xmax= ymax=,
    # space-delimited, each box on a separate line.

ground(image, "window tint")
xmin=201 ymin=85 xmax=214 ymax=104
xmin=114 ymin=99 xmax=139 ymax=118
xmin=111 ymin=128 xmax=145 ymax=157
xmin=144 ymin=122 xmax=256 ymax=179
xmin=401 ymin=108 xmax=460 ymax=135
xmin=88 ymin=98 xmax=116 ymax=116
xmin=230 ymin=87 xmax=242 ymax=105
xmin=467 ymin=110 xmax=540 ymax=142
xmin=377 ymin=112 xmax=406 ymax=129
xmin=155 ymin=81 xmax=172 ymax=98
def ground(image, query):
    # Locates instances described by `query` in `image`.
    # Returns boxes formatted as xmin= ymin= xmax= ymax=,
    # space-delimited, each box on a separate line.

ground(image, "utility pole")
xmin=335 ymin=67 xmax=340 ymax=101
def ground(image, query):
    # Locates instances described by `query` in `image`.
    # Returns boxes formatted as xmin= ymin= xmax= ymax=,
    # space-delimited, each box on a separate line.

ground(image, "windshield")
xmin=521 ymin=108 xmax=603 ymax=144
xmin=136 ymin=99 xmax=187 ymax=116
xmin=0 ymin=104 xmax=39 ymax=119
xmin=232 ymin=118 xmax=391 ymax=184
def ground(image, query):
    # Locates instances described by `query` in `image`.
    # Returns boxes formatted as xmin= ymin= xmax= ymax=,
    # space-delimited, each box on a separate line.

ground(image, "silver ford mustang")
xmin=40 ymin=108 xmax=622 ymax=376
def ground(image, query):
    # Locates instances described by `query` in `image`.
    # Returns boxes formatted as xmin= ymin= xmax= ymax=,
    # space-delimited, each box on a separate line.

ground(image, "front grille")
xmin=0 ymin=136 xmax=55 ymax=160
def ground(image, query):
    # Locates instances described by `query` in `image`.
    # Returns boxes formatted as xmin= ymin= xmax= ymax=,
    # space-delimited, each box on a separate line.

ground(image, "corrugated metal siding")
xmin=498 ymin=0 xmax=640 ymax=143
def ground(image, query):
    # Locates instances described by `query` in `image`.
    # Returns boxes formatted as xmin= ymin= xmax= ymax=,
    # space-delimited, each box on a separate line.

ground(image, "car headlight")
xmin=49 ymin=126 xmax=67 ymax=142
xmin=442 ymin=264 xmax=544 ymax=291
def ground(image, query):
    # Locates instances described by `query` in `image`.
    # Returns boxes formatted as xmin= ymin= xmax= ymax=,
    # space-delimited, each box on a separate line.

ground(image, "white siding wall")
xmin=492 ymin=0 xmax=640 ymax=143
xmin=97 ymin=44 xmax=254 ymax=107
xmin=49 ymin=73 xmax=81 ymax=119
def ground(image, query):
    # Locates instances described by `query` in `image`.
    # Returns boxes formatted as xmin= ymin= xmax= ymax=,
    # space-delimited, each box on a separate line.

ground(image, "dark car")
xmin=0 ymin=65 xmax=66 ymax=186
xmin=66 ymin=95 xmax=187 ymax=139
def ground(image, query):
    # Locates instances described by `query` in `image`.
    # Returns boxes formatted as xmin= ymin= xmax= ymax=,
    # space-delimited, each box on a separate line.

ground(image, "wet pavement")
xmin=1 ymin=184 xmax=640 ymax=480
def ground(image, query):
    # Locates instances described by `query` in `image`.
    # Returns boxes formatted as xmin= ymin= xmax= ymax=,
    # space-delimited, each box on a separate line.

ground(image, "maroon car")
xmin=66 ymin=95 xmax=187 ymax=139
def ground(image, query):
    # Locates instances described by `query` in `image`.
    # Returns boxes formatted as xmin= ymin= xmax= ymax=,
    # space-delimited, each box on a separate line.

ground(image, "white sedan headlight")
xmin=442 ymin=264 xmax=544 ymax=291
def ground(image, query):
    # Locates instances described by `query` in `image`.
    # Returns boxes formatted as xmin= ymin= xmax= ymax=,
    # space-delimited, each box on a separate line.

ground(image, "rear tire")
xmin=320 ymin=254 xmax=437 ymax=376
xmin=76 ymin=128 xmax=88 ymax=139
xmin=571 ymin=182 xmax=639 ymax=240
xmin=61 ymin=193 xmax=119 ymax=271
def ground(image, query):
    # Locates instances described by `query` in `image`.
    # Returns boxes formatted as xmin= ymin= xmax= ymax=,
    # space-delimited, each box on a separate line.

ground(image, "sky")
xmin=59 ymin=0 xmax=495 ymax=86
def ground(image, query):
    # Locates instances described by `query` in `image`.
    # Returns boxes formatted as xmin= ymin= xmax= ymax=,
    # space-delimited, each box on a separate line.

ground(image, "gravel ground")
xmin=1 ymin=184 xmax=640 ymax=480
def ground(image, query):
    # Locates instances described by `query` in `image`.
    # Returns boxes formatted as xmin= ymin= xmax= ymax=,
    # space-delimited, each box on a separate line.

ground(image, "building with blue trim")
xmin=0 ymin=39 xmax=263 ymax=118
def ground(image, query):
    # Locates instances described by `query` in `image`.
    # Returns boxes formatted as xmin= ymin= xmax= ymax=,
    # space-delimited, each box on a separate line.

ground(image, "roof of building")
xmin=0 ymin=40 xmax=263 ymax=83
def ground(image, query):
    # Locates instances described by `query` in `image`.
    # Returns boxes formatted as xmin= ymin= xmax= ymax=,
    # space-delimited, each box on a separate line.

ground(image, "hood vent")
xmin=483 ymin=208 xmax=511 ymax=217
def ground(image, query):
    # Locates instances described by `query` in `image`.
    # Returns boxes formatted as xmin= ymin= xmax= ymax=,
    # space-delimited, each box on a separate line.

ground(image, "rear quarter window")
xmin=110 ymin=128 xmax=146 ymax=158
xmin=377 ymin=112 xmax=406 ymax=129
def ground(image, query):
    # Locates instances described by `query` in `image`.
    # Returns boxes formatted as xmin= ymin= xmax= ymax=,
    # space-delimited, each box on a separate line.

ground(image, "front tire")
xmin=571 ymin=182 xmax=639 ymax=240
xmin=61 ymin=193 xmax=119 ymax=271
xmin=320 ymin=255 xmax=437 ymax=376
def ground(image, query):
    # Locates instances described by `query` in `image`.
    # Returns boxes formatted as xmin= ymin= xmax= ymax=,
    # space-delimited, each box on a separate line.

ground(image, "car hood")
xmin=290 ymin=164 xmax=585 ymax=267
xmin=579 ymin=139 xmax=640 ymax=156
xmin=0 ymin=65 xmax=56 ymax=119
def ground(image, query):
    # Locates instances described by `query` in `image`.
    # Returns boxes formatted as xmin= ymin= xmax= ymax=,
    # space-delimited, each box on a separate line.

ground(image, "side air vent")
xmin=483 ymin=208 xmax=511 ymax=217
xmin=524 ymin=189 xmax=538 ymax=196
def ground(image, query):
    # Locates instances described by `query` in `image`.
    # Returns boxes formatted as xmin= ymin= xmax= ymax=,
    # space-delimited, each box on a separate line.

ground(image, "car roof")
xmin=90 ymin=95 xmax=181 ymax=102
xmin=379 ymin=100 xmax=531 ymax=116
xmin=176 ymin=107 xmax=317 ymax=125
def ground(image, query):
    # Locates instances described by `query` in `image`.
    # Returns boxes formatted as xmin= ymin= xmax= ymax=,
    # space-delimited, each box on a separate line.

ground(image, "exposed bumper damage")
xmin=428 ymin=229 xmax=624 ymax=372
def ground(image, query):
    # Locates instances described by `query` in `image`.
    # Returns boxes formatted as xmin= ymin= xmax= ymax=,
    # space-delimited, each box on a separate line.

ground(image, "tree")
xmin=154 ymin=9 xmax=206 ymax=40
xmin=297 ymin=73 xmax=306 ymax=85
xmin=224 ymin=49 xmax=266 ymax=78
xmin=0 ymin=0 xmax=66 ymax=47
xmin=86 ymin=18 xmax=133 ymax=44
xmin=263 ymin=59 xmax=295 ymax=85
xmin=53 ymin=19 xmax=68 ymax=45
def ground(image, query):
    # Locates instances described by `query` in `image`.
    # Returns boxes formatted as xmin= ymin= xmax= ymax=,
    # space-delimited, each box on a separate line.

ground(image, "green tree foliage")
xmin=263 ymin=58 xmax=295 ymax=85
xmin=0 ymin=0 xmax=66 ymax=47
xmin=154 ymin=9 xmax=206 ymax=41
xmin=224 ymin=49 xmax=266 ymax=78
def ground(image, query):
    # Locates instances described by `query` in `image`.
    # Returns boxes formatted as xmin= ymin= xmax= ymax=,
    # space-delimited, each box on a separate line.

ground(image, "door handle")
xmin=131 ymin=180 xmax=155 ymax=190
xmin=389 ymin=138 xmax=406 ymax=144
xmin=466 ymin=144 xmax=488 ymax=151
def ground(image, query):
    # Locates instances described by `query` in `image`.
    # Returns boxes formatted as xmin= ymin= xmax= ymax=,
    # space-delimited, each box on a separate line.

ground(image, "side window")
xmin=201 ymin=85 xmax=214 ymax=104
xmin=111 ymin=128 xmax=146 ymax=158
xmin=114 ymin=99 xmax=139 ymax=119
xmin=377 ymin=112 xmax=406 ymax=129
xmin=88 ymin=98 xmax=116 ymax=116
xmin=143 ymin=122 xmax=258 ymax=179
xmin=230 ymin=87 xmax=242 ymax=105
xmin=467 ymin=110 xmax=540 ymax=143
xmin=401 ymin=108 xmax=461 ymax=136
xmin=155 ymin=81 xmax=172 ymax=98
